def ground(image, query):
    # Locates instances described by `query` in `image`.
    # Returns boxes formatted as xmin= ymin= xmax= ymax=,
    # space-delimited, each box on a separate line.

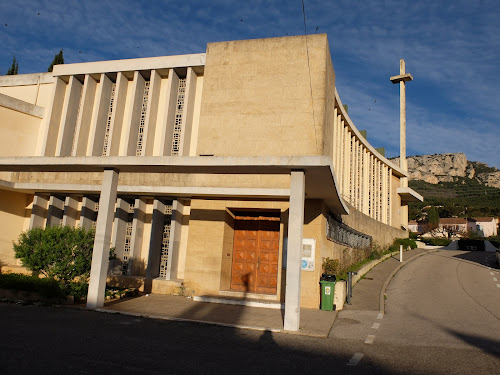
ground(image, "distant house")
xmin=472 ymin=217 xmax=498 ymax=237
xmin=419 ymin=217 xmax=498 ymax=238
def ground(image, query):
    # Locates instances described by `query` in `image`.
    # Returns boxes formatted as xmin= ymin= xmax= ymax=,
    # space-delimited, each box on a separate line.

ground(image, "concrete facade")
xmin=0 ymin=35 xmax=420 ymax=330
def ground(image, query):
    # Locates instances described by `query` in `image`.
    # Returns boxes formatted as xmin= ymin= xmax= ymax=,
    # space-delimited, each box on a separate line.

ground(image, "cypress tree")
xmin=48 ymin=49 xmax=64 ymax=72
xmin=6 ymin=55 xmax=18 ymax=75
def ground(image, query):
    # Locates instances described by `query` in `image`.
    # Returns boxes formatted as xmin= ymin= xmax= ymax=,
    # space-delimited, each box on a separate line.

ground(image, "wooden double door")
xmin=230 ymin=216 xmax=280 ymax=294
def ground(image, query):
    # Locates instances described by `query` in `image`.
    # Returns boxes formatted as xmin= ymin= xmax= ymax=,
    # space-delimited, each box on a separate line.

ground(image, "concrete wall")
xmin=0 ymin=106 xmax=42 ymax=158
xmin=197 ymin=35 xmax=329 ymax=157
xmin=0 ymin=190 xmax=31 ymax=271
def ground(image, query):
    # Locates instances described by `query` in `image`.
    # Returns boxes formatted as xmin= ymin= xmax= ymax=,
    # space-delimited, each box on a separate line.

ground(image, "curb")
xmin=379 ymin=249 xmax=439 ymax=315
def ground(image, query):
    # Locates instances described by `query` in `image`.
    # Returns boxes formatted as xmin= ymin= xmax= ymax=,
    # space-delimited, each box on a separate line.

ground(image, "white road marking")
xmin=377 ymin=313 xmax=384 ymax=320
xmin=365 ymin=335 xmax=376 ymax=344
xmin=346 ymin=353 xmax=364 ymax=366
xmin=494 ymin=278 xmax=498 ymax=282
xmin=491 ymin=272 xmax=495 ymax=276
xmin=497 ymin=284 xmax=500 ymax=288
xmin=371 ymin=323 xmax=380 ymax=329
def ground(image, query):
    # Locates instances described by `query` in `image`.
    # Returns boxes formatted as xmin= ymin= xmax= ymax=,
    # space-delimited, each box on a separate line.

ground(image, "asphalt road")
xmin=1 ymin=250 xmax=499 ymax=374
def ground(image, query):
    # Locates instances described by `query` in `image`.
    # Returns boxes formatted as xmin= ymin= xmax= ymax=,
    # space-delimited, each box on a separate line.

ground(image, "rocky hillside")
xmin=392 ymin=153 xmax=500 ymax=188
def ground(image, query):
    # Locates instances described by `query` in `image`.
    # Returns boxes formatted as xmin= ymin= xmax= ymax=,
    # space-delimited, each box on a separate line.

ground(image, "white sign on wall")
xmin=301 ymin=238 xmax=316 ymax=271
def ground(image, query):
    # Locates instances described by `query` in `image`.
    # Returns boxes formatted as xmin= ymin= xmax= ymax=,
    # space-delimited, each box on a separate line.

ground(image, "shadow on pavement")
xmin=445 ymin=328 xmax=500 ymax=358
xmin=0 ymin=302 xmax=411 ymax=375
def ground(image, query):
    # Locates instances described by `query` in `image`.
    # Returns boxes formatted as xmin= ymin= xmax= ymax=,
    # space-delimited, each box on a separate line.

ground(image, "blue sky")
xmin=1 ymin=0 xmax=499 ymax=168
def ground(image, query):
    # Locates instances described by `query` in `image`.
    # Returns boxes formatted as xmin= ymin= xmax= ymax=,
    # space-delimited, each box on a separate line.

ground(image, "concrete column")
xmin=142 ymin=70 xmax=161 ymax=156
xmin=107 ymin=72 xmax=128 ymax=156
xmin=343 ymin=128 xmax=351 ymax=202
xmin=30 ymin=194 xmax=49 ymax=229
xmin=338 ymin=118 xmax=344 ymax=193
xmin=46 ymin=195 xmax=65 ymax=227
xmin=362 ymin=148 xmax=369 ymax=214
xmin=156 ymin=69 xmax=179 ymax=156
xmin=128 ymin=198 xmax=146 ymax=275
xmin=178 ymin=67 xmax=197 ymax=156
xmin=284 ymin=170 xmax=305 ymax=332
xmin=73 ymin=75 xmax=97 ymax=156
xmin=353 ymin=139 xmax=359 ymax=209
xmin=80 ymin=196 xmax=98 ymax=230
xmin=87 ymin=169 xmax=119 ymax=309
xmin=56 ymin=76 xmax=83 ymax=156
xmin=62 ymin=195 xmax=79 ymax=227
xmin=332 ymin=107 xmax=338 ymax=170
xmin=166 ymin=199 xmax=185 ymax=280
xmin=382 ymin=165 xmax=389 ymax=224
xmin=111 ymin=198 xmax=131 ymax=261
xmin=388 ymin=168 xmax=393 ymax=226
xmin=146 ymin=199 xmax=166 ymax=279
xmin=375 ymin=161 xmax=381 ymax=221
xmin=120 ymin=71 xmax=145 ymax=156
xmin=38 ymin=77 xmax=67 ymax=156
xmin=87 ymin=74 xmax=113 ymax=156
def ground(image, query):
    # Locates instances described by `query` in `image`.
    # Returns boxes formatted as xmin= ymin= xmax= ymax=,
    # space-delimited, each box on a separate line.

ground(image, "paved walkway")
xmin=99 ymin=247 xmax=436 ymax=337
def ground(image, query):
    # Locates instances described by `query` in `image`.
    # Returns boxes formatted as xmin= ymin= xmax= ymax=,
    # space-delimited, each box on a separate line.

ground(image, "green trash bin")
xmin=320 ymin=276 xmax=336 ymax=311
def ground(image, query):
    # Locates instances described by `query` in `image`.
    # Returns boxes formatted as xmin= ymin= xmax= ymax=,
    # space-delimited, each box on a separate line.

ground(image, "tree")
xmin=6 ymin=55 xmax=18 ymax=75
xmin=48 ymin=49 xmax=64 ymax=72
xmin=427 ymin=207 xmax=440 ymax=231
xmin=13 ymin=226 xmax=95 ymax=291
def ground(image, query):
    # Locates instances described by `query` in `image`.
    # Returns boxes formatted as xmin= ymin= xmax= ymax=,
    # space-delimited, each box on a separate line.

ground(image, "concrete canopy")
xmin=0 ymin=155 xmax=349 ymax=215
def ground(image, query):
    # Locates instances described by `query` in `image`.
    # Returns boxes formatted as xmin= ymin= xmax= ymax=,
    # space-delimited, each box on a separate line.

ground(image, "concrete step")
xmin=193 ymin=295 xmax=284 ymax=309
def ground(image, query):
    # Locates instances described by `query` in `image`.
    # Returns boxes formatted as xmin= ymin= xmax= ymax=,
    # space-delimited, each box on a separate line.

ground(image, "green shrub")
xmin=13 ymin=226 xmax=95 ymax=297
xmin=390 ymin=238 xmax=417 ymax=252
xmin=322 ymin=258 xmax=340 ymax=275
xmin=0 ymin=273 xmax=63 ymax=299
xmin=420 ymin=238 xmax=452 ymax=246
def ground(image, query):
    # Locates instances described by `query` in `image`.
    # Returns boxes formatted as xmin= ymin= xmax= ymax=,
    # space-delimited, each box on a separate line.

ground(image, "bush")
xmin=390 ymin=238 xmax=417 ymax=252
xmin=13 ymin=226 xmax=95 ymax=297
xmin=420 ymin=238 xmax=452 ymax=246
xmin=0 ymin=273 xmax=63 ymax=299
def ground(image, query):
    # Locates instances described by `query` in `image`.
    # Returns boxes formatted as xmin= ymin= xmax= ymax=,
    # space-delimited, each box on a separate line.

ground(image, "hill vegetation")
xmin=408 ymin=178 xmax=500 ymax=220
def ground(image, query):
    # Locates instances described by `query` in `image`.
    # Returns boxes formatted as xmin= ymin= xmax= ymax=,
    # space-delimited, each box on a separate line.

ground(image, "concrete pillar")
xmin=80 ymin=196 xmax=98 ymax=230
xmin=120 ymin=71 xmax=145 ymax=156
xmin=62 ymin=195 xmax=79 ymax=227
xmin=343 ymin=128 xmax=351 ymax=202
xmin=87 ymin=169 xmax=119 ymax=309
xmin=57 ymin=76 xmax=83 ymax=156
xmin=382 ymin=165 xmax=389 ymax=224
xmin=178 ymin=67 xmax=197 ymax=156
xmin=38 ymin=77 xmax=67 ymax=156
xmin=128 ymin=198 xmax=146 ymax=275
xmin=166 ymin=199 xmax=185 ymax=280
xmin=338 ymin=118 xmax=344 ymax=193
xmin=107 ymin=72 xmax=128 ymax=156
xmin=73 ymin=75 xmax=97 ymax=156
xmin=30 ymin=194 xmax=49 ymax=229
xmin=111 ymin=198 xmax=131 ymax=261
xmin=363 ymin=148 xmax=370 ymax=215
xmin=375 ymin=161 xmax=381 ymax=221
xmin=353 ymin=139 xmax=359 ymax=209
xmin=388 ymin=168 xmax=393 ymax=226
xmin=87 ymin=74 xmax=113 ymax=156
xmin=146 ymin=199 xmax=166 ymax=279
xmin=156 ymin=69 xmax=179 ymax=156
xmin=332 ymin=107 xmax=338 ymax=170
xmin=142 ymin=70 xmax=161 ymax=156
xmin=46 ymin=195 xmax=65 ymax=227
xmin=284 ymin=170 xmax=305 ymax=332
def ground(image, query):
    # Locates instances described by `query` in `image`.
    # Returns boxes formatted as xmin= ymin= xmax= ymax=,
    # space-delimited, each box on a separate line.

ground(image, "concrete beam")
xmin=87 ymin=169 xmax=119 ymax=309
xmin=283 ymin=170 xmax=305 ymax=332
xmin=80 ymin=195 xmax=97 ymax=230
xmin=0 ymin=93 xmax=45 ymax=118
xmin=73 ymin=75 xmax=97 ymax=156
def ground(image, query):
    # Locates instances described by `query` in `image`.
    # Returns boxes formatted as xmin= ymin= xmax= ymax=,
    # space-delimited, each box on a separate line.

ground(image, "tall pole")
xmin=390 ymin=60 xmax=413 ymax=188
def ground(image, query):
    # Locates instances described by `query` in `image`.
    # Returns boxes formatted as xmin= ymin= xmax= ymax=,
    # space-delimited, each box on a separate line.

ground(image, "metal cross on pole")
xmin=390 ymin=60 xmax=413 ymax=188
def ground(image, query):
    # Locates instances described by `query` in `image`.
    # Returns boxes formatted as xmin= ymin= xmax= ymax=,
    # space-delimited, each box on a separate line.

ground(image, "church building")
xmin=0 ymin=34 xmax=421 ymax=331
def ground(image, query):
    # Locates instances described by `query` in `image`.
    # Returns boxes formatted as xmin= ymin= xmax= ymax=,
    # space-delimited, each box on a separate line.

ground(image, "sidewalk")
xmin=97 ymin=247 xmax=435 ymax=337
xmin=344 ymin=247 xmax=431 ymax=311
